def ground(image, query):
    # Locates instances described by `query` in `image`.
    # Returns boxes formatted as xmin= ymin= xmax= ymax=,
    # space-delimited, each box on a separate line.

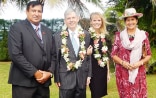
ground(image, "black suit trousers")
xmin=59 ymin=87 xmax=86 ymax=98
xmin=12 ymin=85 xmax=50 ymax=98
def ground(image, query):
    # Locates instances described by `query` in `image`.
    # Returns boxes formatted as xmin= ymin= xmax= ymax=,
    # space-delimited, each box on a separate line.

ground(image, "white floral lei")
xmin=61 ymin=25 xmax=86 ymax=71
xmin=89 ymin=27 xmax=109 ymax=67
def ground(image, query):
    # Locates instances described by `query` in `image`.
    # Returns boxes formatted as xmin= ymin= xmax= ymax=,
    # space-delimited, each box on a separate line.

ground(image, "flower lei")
xmin=89 ymin=27 xmax=109 ymax=67
xmin=61 ymin=25 xmax=86 ymax=71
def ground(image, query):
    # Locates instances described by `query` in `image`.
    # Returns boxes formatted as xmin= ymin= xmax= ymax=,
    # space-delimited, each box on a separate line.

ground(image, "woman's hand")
xmin=56 ymin=82 xmax=61 ymax=87
xmin=107 ymin=72 xmax=110 ymax=83
xmin=86 ymin=45 xmax=93 ymax=55
xmin=122 ymin=61 xmax=133 ymax=70
xmin=131 ymin=61 xmax=143 ymax=69
xmin=86 ymin=77 xmax=91 ymax=86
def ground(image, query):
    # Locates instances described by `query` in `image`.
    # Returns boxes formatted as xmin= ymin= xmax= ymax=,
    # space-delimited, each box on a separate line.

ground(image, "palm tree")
xmin=0 ymin=0 xmax=104 ymax=18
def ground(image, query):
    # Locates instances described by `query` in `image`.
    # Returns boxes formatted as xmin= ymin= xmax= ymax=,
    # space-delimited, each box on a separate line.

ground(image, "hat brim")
xmin=119 ymin=13 xmax=143 ymax=20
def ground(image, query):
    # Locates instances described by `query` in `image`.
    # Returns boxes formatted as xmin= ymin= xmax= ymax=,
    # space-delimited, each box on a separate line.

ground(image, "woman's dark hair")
xmin=26 ymin=1 xmax=43 ymax=12
xmin=124 ymin=16 xmax=138 ymax=21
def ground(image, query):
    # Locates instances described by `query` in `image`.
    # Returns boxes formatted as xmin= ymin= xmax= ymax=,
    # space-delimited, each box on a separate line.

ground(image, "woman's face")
xmin=90 ymin=15 xmax=102 ymax=30
xmin=125 ymin=16 xmax=138 ymax=30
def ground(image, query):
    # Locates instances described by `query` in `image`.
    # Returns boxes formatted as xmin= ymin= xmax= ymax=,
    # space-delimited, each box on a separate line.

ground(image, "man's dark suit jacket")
xmin=8 ymin=19 xmax=56 ymax=87
xmin=54 ymin=29 xmax=92 ymax=89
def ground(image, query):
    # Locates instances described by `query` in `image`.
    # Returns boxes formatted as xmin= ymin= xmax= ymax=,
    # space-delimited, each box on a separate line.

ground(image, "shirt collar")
xmin=31 ymin=23 xmax=41 ymax=30
xmin=68 ymin=27 xmax=79 ymax=36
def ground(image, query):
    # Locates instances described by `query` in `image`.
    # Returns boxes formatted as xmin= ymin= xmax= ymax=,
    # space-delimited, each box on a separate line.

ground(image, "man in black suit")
xmin=8 ymin=1 xmax=56 ymax=98
xmin=54 ymin=8 xmax=92 ymax=98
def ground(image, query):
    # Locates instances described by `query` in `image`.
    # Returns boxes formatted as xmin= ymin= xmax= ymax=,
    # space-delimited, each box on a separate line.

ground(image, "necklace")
xmin=89 ymin=27 xmax=109 ymax=67
xmin=128 ymin=34 xmax=135 ymax=38
xmin=61 ymin=25 xmax=86 ymax=71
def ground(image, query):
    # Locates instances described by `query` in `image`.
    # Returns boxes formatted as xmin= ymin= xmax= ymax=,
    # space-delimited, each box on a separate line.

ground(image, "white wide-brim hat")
xmin=119 ymin=8 xmax=143 ymax=19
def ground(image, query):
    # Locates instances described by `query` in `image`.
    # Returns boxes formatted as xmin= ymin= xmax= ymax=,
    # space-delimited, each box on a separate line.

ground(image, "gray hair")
xmin=64 ymin=7 xmax=80 ymax=18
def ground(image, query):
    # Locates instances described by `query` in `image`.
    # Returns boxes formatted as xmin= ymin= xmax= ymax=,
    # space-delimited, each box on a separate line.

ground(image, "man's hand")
xmin=34 ymin=70 xmax=43 ymax=79
xmin=36 ymin=70 xmax=52 ymax=84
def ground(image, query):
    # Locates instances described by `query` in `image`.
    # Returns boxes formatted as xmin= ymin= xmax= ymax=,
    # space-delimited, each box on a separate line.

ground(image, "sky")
xmin=0 ymin=1 xmax=109 ymax=20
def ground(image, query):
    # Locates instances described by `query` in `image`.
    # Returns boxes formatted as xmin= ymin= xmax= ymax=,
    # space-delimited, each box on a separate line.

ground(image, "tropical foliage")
xmin=106 ymin=0 xmax=156 ymax=46
xmin=0 ymin=19 xmax=10 ymax=61
xmin=0 ymin=19 xmax=64 ymax=61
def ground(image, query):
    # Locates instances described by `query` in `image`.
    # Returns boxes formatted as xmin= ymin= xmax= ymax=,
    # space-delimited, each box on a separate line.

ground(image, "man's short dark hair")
xmin=26 ymin=1 xmax=43 ymax=12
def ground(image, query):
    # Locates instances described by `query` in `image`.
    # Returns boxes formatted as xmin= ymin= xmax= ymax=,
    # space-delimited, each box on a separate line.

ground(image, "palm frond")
xmin=67 ymin=0 xmax=89 ymax=18
xmin=151 ymin=0 xmax=156 ymax=6
xmin=86 ymin=0 xmax=104 ymax=11
xmin=9 ymin=0 xmax=30 ymax=10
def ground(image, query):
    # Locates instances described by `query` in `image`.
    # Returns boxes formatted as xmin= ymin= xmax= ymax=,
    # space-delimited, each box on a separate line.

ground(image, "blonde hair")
xmin=90 ymin=12 xmax=108 ymax=35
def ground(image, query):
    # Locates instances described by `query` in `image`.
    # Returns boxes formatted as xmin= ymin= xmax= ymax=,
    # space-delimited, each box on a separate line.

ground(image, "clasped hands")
xmin=122 ymin=61 xmax=143 ymax=70
xmin=34 ymin=70 xmax=52 ymax=84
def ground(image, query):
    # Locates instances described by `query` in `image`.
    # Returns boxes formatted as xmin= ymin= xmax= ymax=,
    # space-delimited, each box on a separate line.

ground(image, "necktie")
xmin=35 ymin=26 xmax=41 ymax=40
xmin=71 ymin=32 xmax=78 ymax=56
xmin=35 ymin=26 xmax=43 ymax=44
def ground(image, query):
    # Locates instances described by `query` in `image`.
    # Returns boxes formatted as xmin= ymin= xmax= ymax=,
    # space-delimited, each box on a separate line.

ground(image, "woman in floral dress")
xmin=111 ymin=8 xmax=151 ymax=98
xmin=89 ymin=12 xmax=110 ymax=98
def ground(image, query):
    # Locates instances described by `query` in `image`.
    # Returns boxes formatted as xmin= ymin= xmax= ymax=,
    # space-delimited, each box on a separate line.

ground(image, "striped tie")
xmin=35 ymin=26 xmax=41 ymax=40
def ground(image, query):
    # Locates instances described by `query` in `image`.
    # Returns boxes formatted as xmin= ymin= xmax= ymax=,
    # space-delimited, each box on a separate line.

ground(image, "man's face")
xmin=26 ymin=5 xmax=42 ymax=26
xmin=64 ymin=12 xmax=79 ymax=31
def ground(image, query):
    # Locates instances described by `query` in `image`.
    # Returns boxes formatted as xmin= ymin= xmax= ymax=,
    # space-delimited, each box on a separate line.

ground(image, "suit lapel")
xmin=41 ymin=25 xmax=47 ymax=52
xmin=24 ymin=19 xmax=44 ymax=51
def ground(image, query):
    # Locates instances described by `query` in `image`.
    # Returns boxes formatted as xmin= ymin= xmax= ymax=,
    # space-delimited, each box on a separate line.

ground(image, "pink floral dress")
xmin=111 ymin=32 xmax=151 ymax=98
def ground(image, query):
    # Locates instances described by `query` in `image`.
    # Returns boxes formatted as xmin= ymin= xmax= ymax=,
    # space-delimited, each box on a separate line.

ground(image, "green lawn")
xmin=0 ymin=62 xmax=156 ymax=98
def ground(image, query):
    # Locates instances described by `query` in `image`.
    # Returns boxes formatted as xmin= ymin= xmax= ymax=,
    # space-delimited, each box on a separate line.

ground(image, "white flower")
xmin=94 ymin=54 xmax=101 ymax=58
xmin=64 ymin=57 xmax=69 ymax=62
xmin=101 ymin=34 xmax=105 ymax=38
xmin=79 ymin=31 xmax=84 ymax=34
xmin=103 ymin=57 xmax=109 ymax=62
xmin=61 ymin=48 xmax=65 ymax=54
xmin=64 ymin=54 xmax=69 ymax=58
xmin=100 ymin=62 xmax=105 ymax=67
xmin=94 ymin=44 xmax=99 ymax=49
xmin=74 ymin=60 xmax=81 ymax=69
xmin=81 ymin=41 xmax=85 ymax=45
xmin=101 ymin=46 xmax=108 ymax=52
xmin=89 ymin=27 xmax=95 ymax=32
xmin=62 ymin=38 xmax=67 ymax=45
xmin=81 ymin=42 xmax=85 ymax=49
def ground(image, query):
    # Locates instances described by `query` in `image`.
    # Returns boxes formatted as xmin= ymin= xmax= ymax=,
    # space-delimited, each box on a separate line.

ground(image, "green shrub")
xmin=147 ymin=46 xmax=156 ymax=74
xmin=0 ymin=47 xmax=10 ymax=61
xmin=0 ymin=30 xmax=10 ymax=61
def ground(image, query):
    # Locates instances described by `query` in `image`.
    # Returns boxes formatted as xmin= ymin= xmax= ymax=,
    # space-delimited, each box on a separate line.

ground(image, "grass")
xmin=0 ymin=62 xmax=156 ymax=98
